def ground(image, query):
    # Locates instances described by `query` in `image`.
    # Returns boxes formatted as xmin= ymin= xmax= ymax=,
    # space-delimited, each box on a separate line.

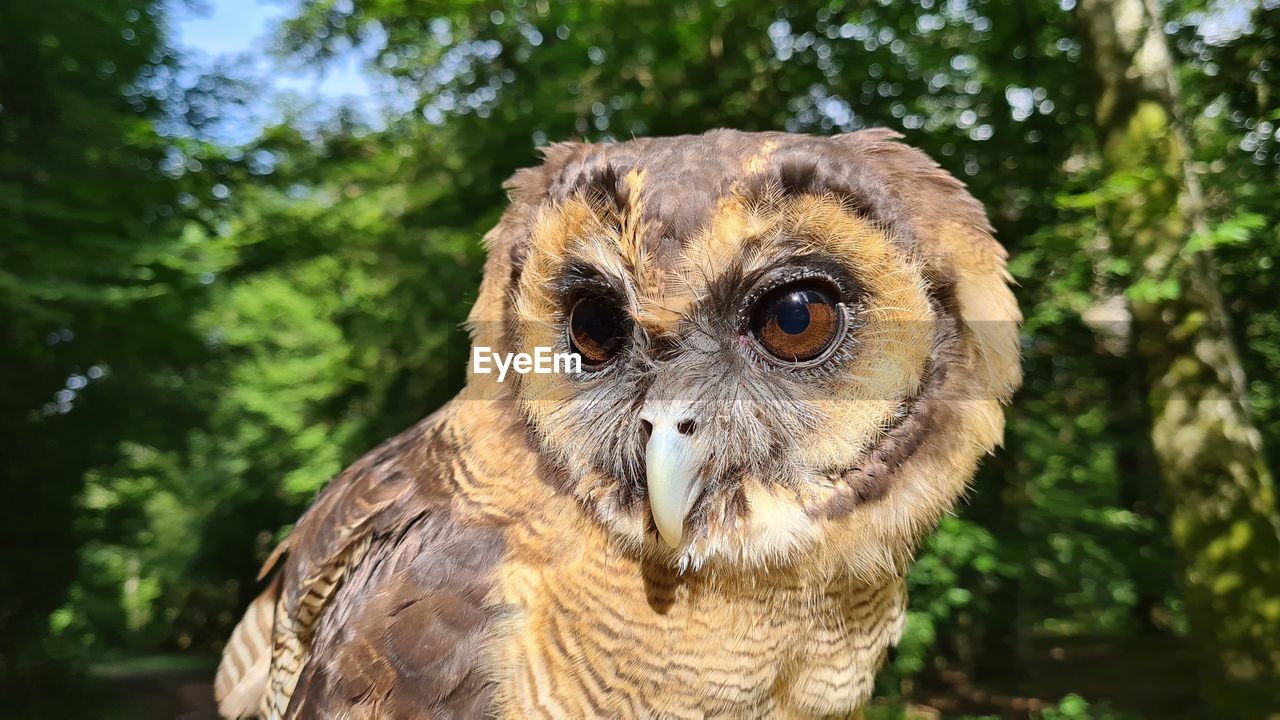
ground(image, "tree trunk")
xmin=1079 ymin=0 xmax=1280 ymax=716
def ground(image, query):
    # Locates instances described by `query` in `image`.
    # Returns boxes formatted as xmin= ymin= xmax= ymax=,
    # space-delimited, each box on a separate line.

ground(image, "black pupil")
xmin=575 ymin=301 xmax=617 ymax=347
xmin=774 ymin=291 xmax=814 ymax=334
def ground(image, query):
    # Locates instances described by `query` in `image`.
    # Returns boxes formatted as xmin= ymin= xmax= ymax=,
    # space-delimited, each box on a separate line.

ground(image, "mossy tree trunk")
xmin=1078 ymin=0 xmax=1280 ymax=716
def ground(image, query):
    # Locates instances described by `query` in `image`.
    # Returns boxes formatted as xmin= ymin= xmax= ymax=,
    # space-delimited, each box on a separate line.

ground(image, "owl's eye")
xmin=749 ymin=282 xmax=842 ymax=363
xmin=568 ymin=296 xmax=625 ymax=366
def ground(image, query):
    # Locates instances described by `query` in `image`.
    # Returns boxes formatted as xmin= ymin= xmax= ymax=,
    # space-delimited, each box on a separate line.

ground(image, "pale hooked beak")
xmin=641 ymin=403 xmax=703 ymax=549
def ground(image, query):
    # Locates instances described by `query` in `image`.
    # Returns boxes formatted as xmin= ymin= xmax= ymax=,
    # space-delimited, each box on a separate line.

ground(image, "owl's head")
xmin=467 ymin=130 xmax=1020 ymax=577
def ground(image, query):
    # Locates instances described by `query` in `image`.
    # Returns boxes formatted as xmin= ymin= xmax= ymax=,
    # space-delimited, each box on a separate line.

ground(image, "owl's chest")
xmin=487 ymin=550 xmax=905 ymax=719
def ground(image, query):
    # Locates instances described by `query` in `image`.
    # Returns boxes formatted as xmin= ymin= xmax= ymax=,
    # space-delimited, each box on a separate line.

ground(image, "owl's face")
xmin=469 ymin=130 xmax=1020 ymax=576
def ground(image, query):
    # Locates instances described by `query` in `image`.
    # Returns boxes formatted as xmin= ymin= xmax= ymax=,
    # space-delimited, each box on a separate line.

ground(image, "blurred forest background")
xmin=3 ymin=0 xmax=1280 ymax=717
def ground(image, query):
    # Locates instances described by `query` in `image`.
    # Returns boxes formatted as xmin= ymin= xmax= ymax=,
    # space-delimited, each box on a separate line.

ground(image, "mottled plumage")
xmin=216 ymin=129 xmax=1021 ymax=719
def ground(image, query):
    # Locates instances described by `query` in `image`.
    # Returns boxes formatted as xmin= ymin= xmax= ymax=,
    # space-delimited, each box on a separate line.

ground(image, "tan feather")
xmin=215 ymin=575 xmax=280 ymax=719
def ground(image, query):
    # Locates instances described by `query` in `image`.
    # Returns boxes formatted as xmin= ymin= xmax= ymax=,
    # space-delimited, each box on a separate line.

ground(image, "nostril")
xmin=676 ymin=419 xmax=696 ymax=436
xmin=640 ymin=419 xmax=653 ymax=441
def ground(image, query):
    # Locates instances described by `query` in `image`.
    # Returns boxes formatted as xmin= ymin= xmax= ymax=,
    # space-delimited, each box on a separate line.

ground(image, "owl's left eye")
xmin=568 ymin=296 xmax=625 ymax=367
xmin=749 ymin=282 xmax=843 ymax=364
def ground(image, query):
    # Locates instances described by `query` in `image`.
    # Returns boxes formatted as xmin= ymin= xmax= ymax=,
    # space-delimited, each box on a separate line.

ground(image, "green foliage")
xmin=893 ymin=517 xmax=1010 ymax=676
xmin=0 ymin=0 xmax=225 ymax=705
xmin=1040 ymin=694 xmax=1135 ymax=720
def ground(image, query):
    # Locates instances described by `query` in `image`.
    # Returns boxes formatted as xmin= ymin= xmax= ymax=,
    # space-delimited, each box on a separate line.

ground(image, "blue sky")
xmin=169 ymin=0 xmax=388 ymax=141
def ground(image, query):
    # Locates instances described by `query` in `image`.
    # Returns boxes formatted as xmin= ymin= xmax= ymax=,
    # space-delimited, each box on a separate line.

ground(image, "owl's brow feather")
xmin=677 ymin=322 xmax=722 ymax=353
xmin=517 ymin=312 xmax=560 ymax=330
xmin=857 ymin=305 xmax=928 ymax=317
xmin=681 ymin=232 xmax=777 ymax=299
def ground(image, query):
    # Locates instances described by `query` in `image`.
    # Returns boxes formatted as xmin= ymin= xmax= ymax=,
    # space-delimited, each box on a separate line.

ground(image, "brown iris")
xmin=750 ymin=283 xmax=841 ymax=362
xmin=568 ymin=296 xmax=624 ymax=366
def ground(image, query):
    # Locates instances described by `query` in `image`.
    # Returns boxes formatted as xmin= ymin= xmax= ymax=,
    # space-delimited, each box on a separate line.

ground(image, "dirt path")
xmin=98 ymin=666 xmax=218 ymax=720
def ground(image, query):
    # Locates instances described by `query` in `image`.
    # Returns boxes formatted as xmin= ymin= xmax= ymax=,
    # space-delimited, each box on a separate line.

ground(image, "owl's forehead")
xmin=517 ymin=131 xmax=913 ymax=334
xmin=547 ymin=131 xmax=900 ymax=244
xmin=542 ymin=132 xmax=899 ymax=265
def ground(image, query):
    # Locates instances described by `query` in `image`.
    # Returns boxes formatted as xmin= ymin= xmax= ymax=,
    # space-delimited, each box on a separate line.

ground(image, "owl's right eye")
xmin=568 ymin=296 xmax=625 ymax=367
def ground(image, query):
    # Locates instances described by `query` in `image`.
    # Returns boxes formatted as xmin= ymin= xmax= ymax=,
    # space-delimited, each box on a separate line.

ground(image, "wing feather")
xmin=215 ymin=575 xmax=280 ymax=719
xmin=215 ymin=406 xmax=511 ymax=719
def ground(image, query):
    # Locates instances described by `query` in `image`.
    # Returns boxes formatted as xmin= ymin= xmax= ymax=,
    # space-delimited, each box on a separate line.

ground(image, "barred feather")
xmin=215 ymin=576 xmax=280 ymax=719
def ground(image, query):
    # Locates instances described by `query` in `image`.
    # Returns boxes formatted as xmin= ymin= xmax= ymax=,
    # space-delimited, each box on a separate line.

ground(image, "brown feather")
xmin=236 ymin=402 xmax=522 ymax=719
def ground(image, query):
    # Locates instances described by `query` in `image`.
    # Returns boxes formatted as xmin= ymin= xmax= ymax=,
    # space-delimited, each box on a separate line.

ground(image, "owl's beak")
xmin=641 ymin=403 xmax=703 ymax=549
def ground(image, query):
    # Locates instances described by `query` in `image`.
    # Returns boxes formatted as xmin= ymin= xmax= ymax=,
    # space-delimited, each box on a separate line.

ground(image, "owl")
xmin=214 ymin=129 xmax=1021 ymax=719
